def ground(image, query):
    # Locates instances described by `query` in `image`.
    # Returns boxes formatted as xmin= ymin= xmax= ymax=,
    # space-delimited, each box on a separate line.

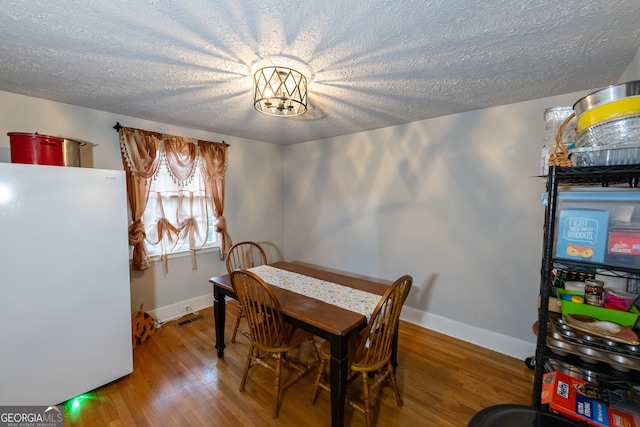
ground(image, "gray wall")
xmin=283 ymin=94 xmax=567 ymax=358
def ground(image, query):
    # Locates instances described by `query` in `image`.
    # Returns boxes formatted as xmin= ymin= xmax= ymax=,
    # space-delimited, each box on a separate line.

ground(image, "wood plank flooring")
xmin=62 ymin=305 xmax=534 ymax=426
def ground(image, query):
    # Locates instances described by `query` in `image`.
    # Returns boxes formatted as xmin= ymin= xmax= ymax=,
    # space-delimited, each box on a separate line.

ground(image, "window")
xmin=118 ymin=125 xmax=230 ymax=271
xmin=143 ymin=158 xmax=218 ymax=258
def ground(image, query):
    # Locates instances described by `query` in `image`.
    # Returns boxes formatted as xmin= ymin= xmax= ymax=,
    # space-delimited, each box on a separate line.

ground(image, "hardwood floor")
xmin=62 ymin=305 xmax=534 ymax=426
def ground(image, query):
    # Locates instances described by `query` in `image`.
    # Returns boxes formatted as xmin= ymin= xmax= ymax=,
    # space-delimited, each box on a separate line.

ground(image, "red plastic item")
xmin=8 ymin=132 xmax=64 ymax=166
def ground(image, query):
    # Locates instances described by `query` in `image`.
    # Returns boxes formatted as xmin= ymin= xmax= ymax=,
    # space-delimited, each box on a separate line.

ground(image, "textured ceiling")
xmin=1 ymin=1 xmax=639 ymax=145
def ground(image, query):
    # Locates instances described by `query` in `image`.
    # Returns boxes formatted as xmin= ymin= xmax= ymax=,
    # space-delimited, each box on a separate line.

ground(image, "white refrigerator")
xmin=0 ymin=162 xmax=133 ymax=405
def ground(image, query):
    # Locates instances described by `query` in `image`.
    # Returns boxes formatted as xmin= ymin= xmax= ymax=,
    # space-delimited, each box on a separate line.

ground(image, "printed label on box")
xmin=576 ymin=393 xmax=609 ymax=425
xmin=608 ymin=231 xmax=640 ymax=255
xmin=556 ymin=209 xmax=609 ymax=263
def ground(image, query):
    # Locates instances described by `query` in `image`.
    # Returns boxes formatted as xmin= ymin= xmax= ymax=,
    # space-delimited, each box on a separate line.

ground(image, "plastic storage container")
xmin=544 ymin=107 xmax=577 ymax=146
xmin=604 ymin=288 xmax=638 ymax=311
xmin=555 ymin=191 xmax=640 ymax=270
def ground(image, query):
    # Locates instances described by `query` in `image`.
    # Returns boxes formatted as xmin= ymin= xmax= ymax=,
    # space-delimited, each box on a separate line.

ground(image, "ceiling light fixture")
xmin=253 ymin=66 xmax=307 ymax=117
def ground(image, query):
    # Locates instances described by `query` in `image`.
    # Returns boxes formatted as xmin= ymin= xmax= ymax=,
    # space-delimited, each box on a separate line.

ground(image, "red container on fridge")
xmin=8 ymin=132 xmax=64 ymax=166
xmin=7 ymin=132 xmax=64 ymax=166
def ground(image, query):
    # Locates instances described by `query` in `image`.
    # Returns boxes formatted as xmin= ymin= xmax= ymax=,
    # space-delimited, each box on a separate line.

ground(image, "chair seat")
xmin=262 ymin=326 xmax=314 ymax=353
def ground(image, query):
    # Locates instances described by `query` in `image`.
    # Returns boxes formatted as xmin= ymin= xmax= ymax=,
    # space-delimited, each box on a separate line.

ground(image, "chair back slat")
xmin=231 ymin=270 xmax=291 ymax=351
xmin=352 ymin=275 xmax=412 ymax=371
xmin=226 ymin=241 xmax=267 ymax=274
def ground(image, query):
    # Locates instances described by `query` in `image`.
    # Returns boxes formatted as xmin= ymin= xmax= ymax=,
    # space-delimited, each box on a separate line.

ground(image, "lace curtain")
xmin=118 ymin=126 xmax=232 ymax=271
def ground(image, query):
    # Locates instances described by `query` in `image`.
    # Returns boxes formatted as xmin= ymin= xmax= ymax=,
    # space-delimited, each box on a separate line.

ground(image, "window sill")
xmin=144 ymin=245 xmax=221 ymax=264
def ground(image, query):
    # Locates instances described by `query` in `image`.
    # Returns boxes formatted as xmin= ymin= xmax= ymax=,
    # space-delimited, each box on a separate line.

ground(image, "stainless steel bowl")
xmin=573 ymin=80 xmax=640 ymax=116
xmin=62 ymin=139 xmax=85 ymax=167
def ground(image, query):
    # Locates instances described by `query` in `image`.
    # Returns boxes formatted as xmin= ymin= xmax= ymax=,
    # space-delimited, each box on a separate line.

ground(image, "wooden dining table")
xmin=209 ymin=261 xmax=392 ymax=427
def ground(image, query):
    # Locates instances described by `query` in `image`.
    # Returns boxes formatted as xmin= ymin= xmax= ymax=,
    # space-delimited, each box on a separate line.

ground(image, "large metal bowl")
xmin=576 ymin=97 xmax=640 ymax=132
xmin=573 ymin=80 xmax=640 ymax=117
xmin=62 ymin=138 xmax=85 ymax=167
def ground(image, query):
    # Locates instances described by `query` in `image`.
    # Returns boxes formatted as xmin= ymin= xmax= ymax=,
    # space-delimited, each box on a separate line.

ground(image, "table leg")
xmin=214 ymin=286 xmax=226 ymax=358
xmin=329 ymin=334 xmax=349 ymax=427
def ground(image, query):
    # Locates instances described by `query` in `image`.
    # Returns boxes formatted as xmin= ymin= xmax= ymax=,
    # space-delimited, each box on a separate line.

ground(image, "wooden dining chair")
xmin=311 ymin=274 xmax=413 ymax=427
xmin=225 ymin=241 xmax=268 ymax=342
xmin=230 ymin=269 xmax=319 ymax=418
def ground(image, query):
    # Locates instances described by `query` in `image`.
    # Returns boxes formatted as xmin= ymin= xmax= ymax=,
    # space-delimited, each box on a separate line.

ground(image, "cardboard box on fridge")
xmin=542 ymin=371 xmax=640 ymax=427
xmin=556 ymin=209 xmax=609 ymax=263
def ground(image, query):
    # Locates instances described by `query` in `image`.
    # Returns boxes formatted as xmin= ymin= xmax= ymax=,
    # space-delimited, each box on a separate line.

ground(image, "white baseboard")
xmin=148 ymin=293 xmax=213 ymax=324
xmin=148 ymin=293 xmax=537 ymax=360
xmin=401 ymin=306 xmax=536 ymax=361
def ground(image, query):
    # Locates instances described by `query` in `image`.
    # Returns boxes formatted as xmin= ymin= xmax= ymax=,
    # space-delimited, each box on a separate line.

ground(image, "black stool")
xmin=468 ymin=404 xmax=585 ymax=427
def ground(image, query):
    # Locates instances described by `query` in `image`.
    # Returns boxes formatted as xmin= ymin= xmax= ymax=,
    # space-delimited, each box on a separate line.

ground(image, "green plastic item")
xmin=557 ymin=289 xmax=639 ymax=327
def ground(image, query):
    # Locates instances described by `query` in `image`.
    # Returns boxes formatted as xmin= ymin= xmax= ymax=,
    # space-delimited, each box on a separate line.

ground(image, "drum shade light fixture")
xmin=253 ymin=66 xmax=307 ymax=117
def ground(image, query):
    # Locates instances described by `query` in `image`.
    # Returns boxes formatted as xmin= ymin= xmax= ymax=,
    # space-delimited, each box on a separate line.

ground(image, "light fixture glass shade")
xmin=253 ymin=66 xmax=307 ymax=117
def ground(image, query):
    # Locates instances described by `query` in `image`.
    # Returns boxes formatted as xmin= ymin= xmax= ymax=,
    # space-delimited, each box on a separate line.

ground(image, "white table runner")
xmin=248 ymin=265 xmax=381 ymax=321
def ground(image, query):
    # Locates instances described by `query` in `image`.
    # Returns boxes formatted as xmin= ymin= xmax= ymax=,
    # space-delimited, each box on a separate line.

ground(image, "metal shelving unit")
xmin=532 ymin=164 xmax=640 ymax=408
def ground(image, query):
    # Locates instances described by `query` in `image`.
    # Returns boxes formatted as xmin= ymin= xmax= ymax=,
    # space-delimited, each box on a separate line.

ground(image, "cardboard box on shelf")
xmin=608 ymin=230 xmax=640 ymax=256
xmin=542 ymin=371 xmax=640 ymax=427
xmin=556 ymin=209 xmax=609 ymax=264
